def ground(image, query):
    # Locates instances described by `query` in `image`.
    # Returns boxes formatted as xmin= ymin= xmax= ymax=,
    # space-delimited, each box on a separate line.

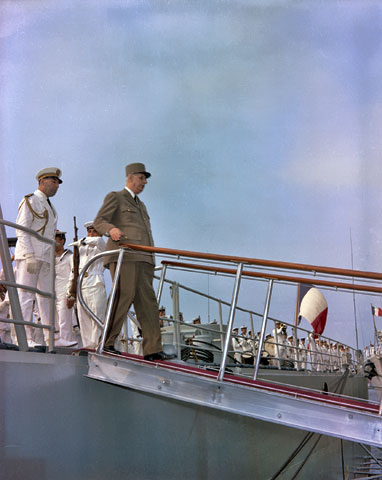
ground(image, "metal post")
xmin=249 ymin=312 xmax=255 ymax=364
xmin=274 ymin=322 xmax=281 ymax=370
xmin=172 ymin=282 xmax=181 ymax=359
xmin=293 ymin=326 xmax=300 ymax=371
xmin=249 ymin=312 xmax=254 ymax=339
xmin=47 ymin=236 xmax=56 ymax=352
xmin=0 ymin=205 xmax=28 ymax=351
xmin=97 ymin=248 xmax=125 ymax=354
xmin=253 ymin=279 xmax=274 ymax=380
xmin=218 ymin=301 xmax=224 ymax=350
xmin=218 ymin=263 xmax=243 ymax=383
xmin=156 ymin=264 xmax=167 ymax=305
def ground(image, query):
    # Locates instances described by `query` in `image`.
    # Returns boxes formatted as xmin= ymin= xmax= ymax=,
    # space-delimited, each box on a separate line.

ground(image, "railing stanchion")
xmin=156 ymin=264 xmax=167 ymax=305
xmin=0 ymin=206 xmax=28 ymax=351
xmin=48 ymin=236 xmax=56 ymax=352
xmin=218 ymin=301 xmax=224 ymax=351
xmin=254 ymin=279 xmax=274 ymax=381
xmin=218 ymin=262 xmax=243 ymax=383
xmin=171 ymin=282 xmax=181 ymax=359
xmin=97 ymin=248 xmax=125 ymax=354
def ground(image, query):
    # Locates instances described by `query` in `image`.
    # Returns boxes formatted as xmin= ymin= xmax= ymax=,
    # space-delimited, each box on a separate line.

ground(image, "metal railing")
xmin=111 ymin=243 xmax=376 ymax=381
xmin=0 ymin=205 xmax=56 ymax=352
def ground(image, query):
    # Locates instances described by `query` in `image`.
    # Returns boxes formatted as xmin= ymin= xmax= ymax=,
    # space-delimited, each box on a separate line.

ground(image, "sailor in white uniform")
xmin=239 ymin=325 xmax=253 ymax=364
xmin=68 ymin=221 xmax=106 ymax=349
xmin=308 ymin=332 xmax=319 ymax=371
xmin=231 ymin=327 xmax=242 ymax=363
xmin=54 ymin=231 xmax=78 ymax=347
xmin=14 ymin=167 xmax=62 ymax=347
xmin=298 ymin=338 xmax=307 ymax=370
xmin=272 ymin=321 xmax=287 ymax=363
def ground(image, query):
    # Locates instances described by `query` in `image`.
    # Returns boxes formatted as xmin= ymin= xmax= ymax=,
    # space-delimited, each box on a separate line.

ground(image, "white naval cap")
xmin=36 ymin=167 xmax=63 ymax=184
xmin=55 ymin=229 xmax=66 ymax=235
xmin=84 ymin=221 xmax=94 ymax=229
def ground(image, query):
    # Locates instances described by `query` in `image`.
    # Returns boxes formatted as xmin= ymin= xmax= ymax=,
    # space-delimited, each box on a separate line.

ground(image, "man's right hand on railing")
xmin=25 ymin=253 xmax=37 ymax=274
xmin=109 ymin=227 xmax=123 ymax=241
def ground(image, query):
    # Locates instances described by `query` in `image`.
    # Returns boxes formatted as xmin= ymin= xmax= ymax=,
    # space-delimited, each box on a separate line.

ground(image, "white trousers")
xmin=77 ymin=283 xmax=106 ymax=349
xmin=0 ymin=300 xmax=12 ymax=344
xmin=15 ymin=259 xmax=53 ymax=345
xmin=56 ymin=294 xmax=76 ymax=342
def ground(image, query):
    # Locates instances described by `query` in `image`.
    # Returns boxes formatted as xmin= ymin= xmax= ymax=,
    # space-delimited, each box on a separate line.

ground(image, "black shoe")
xmin=144 ymin=351 xmax=176 ymax=362
xmin=103 ymin=346 xmax=121 ymax=355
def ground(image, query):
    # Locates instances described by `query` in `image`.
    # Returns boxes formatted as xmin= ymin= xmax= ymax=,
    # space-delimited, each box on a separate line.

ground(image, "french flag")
xmin=372 ymin=306 xmax=382 ymax=317
xmin=298 ymin=287 xmax=328 ymax=335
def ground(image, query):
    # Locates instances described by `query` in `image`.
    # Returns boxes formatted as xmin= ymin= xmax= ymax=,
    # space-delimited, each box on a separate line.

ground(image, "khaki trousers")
xmin=107 ymin=261 xmax=162 ymax=356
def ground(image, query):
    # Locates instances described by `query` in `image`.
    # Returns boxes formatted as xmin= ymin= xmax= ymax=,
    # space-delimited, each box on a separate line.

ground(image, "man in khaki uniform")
xmin=93 ymin=163 xmax=175 ymax=361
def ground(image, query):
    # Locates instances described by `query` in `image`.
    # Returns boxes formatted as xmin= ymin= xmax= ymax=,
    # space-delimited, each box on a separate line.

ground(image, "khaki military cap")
xmin=36 ymin=167 xmax=63 ymax=184
xmin=125 ymin=163 xmax=151 ymax=178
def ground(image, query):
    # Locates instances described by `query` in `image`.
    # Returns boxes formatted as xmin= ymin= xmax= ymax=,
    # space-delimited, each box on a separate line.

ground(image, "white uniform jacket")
xmin=68 ymin=237 xmax=106 ymax=289
xmin=15 ymin=189 xmax=57 ymax=262
xmin=55 ymin=250 xmax=73 ymax=296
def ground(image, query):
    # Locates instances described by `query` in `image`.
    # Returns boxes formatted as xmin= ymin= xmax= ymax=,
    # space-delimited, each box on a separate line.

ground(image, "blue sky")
xmin=1 ymin=0 xmax=382 ymax=349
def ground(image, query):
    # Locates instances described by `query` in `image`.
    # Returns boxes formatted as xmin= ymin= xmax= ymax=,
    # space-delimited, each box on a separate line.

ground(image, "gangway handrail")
xmin=161 ymin=260 xmax=382 ymax=294
xmin=77 ymin=245 xmax=363 ymax=374
xmin=119 ymin=243 xmax=382 ymax=281
xmin=155 ymin=273 xmax=357 ymax=365
xmin=0 ymin=212 xmax=56 ymax=351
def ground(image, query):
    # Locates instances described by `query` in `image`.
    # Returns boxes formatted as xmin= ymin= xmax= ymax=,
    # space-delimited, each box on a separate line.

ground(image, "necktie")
xmin=134 ymin=196 xmax=139 ymax=205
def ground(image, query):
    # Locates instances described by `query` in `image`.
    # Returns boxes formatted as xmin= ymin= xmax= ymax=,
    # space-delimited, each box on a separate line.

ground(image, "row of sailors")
xmin=231 ymin=324 xmax=353 ymax=371
xmin=364 ymin=344 xmax=380 ymax=359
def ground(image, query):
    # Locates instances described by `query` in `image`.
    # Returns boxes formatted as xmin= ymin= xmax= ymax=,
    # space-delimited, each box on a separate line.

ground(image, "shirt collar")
xmin=125 ymin=186 xmax=136 ymax=200
xmin=34 ymin=189 xmax=48 ymax=201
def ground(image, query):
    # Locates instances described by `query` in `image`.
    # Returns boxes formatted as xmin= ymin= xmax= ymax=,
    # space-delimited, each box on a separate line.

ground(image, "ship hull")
xmin=0 ymin=350 xmax=365 ymax=480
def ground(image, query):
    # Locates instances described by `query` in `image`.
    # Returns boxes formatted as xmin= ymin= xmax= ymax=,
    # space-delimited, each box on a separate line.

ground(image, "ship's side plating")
xmin=0 ymin=349 xmax=365 ymax=480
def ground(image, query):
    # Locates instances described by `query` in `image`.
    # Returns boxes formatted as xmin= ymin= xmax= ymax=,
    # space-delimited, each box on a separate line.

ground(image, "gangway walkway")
xmin=87 ymin=349 xmax=382 ymax=447
xmin=81 ymin=243 xmax=382 ymax=448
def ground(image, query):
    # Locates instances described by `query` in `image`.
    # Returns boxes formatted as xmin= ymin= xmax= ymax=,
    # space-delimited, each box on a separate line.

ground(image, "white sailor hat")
xmin=55 ymin=230 xmax=66 ymax=236
xmin=240 ymin=325 xmax=247 ymax=329
xmin=84 ymin=221 xmax=94 ymax=229
xmin=233 ymin=327 xmax=239 ymax=331
xmin=36 ymin=167 xmax=63 ymax=184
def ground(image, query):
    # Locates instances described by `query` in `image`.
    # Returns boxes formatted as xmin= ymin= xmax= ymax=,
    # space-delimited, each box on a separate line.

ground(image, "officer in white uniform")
xmin=54 ymin=230 xmax=78 ymax=347
xmin=14 ymin=167 xmax=62 ymax=347
xmin=68 ymin=221 xmax=106 ymax=349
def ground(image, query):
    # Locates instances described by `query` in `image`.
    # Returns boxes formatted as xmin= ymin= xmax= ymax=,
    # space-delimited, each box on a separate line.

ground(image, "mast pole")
xmin=350 ymin=228 xmax=360 ymax=351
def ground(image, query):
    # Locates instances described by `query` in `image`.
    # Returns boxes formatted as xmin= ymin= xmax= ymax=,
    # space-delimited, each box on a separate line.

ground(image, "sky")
xmin=1 ymin=0 xmax=382 ymax=349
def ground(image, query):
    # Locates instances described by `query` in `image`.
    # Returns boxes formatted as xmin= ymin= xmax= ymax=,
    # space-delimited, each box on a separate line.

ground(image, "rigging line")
xmin=359 ymin=444 xmax=382 ymax=470
xmin=291 ymin=435 xmax=323 ymax=480
xmin=292 ymin=372 xmax=349 ymax=480
xmin=268 ymin=432 xmax=315 ymax=480
xmin=268 ymin=368 xmax=351 ymax=480
xmin=350 ymin=228 xmax=360 ymax=351
xmin=341 ymin=439 xmax=345 ymax=480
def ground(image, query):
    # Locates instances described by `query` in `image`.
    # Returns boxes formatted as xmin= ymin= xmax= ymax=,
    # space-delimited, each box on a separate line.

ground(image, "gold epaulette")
xmin=19 ymin=194 xmax=49 ymax=236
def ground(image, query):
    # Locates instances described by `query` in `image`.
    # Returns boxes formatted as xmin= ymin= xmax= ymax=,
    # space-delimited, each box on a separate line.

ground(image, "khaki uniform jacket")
xmin=93 ymin=189 xmax=155 ymax=267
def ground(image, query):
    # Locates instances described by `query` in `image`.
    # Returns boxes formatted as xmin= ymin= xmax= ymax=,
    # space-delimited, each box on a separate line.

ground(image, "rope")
xmin=268 ymin=368 xmax=350 ymax=480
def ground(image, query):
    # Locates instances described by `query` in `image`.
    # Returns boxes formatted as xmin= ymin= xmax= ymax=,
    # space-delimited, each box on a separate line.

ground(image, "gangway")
xmin=83 ymin=243 xmax=382 ymax=449
xmin=88 ymin=349 xmax=382 ymax=447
